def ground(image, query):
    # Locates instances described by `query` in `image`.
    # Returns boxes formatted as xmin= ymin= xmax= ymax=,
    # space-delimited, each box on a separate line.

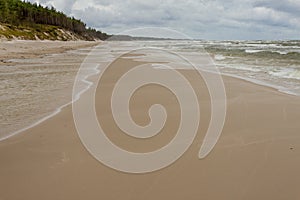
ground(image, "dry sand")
xmin=0 ymin=40 xmax=100 ymax=61
xmin=0 ymin=48 xmax=300 ymax=200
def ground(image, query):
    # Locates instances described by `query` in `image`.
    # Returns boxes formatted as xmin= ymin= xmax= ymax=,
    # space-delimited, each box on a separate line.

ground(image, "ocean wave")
xmin=269 ymin=68 xmax=300 ymax=80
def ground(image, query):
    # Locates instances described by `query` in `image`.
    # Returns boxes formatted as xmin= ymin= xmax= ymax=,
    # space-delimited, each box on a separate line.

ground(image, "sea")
xmin=142 ymin=40 xmax=300 ymax=95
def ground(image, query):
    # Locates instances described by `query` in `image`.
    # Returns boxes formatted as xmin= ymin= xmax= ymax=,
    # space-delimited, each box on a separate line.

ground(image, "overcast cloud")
xmin=28 ymin=0 xmax=300 ymax=40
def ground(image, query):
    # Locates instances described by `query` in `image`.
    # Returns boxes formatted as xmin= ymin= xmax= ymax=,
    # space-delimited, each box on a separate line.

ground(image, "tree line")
xmin=0 ymin=0 xmax=110 ymax=40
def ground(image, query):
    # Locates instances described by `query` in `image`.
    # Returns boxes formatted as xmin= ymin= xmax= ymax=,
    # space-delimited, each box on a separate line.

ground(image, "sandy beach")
xmin=0 ymin=40 xmax=100 ymax=60
xmin=1 ymin=42 xmax=300 ymax=200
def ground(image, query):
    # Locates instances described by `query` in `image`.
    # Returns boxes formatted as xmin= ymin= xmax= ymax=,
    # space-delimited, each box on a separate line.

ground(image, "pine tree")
xmin=0 ymin=0 xmax=110 ymax=40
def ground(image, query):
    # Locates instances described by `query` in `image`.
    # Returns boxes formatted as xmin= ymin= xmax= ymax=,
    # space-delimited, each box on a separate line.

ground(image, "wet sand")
xmin=0 ymin=40 xmax=100 ymax=138
xmin=1 ymin=50 xmax=300 ymax=200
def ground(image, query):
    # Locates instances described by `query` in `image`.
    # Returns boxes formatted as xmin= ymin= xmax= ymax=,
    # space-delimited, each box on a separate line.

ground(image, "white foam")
xmin=214 ymin=54 xmax=227 ymax=61
xmin=245 ymin=49 xmax=264 ymax=53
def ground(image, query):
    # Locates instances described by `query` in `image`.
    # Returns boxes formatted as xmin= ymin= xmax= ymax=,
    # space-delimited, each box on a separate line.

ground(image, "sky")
xmin=27 ymin=0 xmax=300 ymax=40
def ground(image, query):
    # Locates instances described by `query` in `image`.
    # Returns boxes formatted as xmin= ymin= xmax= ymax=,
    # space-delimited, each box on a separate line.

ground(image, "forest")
xmin=0 ymin=0 xmax=110 ymax=40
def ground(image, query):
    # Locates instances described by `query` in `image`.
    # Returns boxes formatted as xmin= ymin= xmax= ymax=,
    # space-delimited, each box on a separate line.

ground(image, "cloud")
xmin=253 ymin=0 xmax=300 ymax=16
xmin=33 ymin=0 xmax=77 ymax=14
xmin=27 ymin=0 xmax=300 ymax=40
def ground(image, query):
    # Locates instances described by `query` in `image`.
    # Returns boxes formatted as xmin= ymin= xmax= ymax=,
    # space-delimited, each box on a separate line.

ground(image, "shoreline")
xmin=1 ymin=61 xmax=299 ymax=142
xmin=4 ymin=55 xmax=300 ymax=142
xmin=1 ymin=60 xmax=298 ymax=142
xmin=1 ymin=39 xmax=299 ymax=143
xmin=221 ymin=71 xmax=300 ymax=97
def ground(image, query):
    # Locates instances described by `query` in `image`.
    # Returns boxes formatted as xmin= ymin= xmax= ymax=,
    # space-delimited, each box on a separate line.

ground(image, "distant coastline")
xmin=0 ymin=0 xmax=110 ymax=41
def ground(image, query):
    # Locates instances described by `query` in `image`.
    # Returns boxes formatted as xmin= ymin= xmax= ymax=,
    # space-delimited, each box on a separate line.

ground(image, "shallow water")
xmin=0 ymin=47 xmax=93 ymax=139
